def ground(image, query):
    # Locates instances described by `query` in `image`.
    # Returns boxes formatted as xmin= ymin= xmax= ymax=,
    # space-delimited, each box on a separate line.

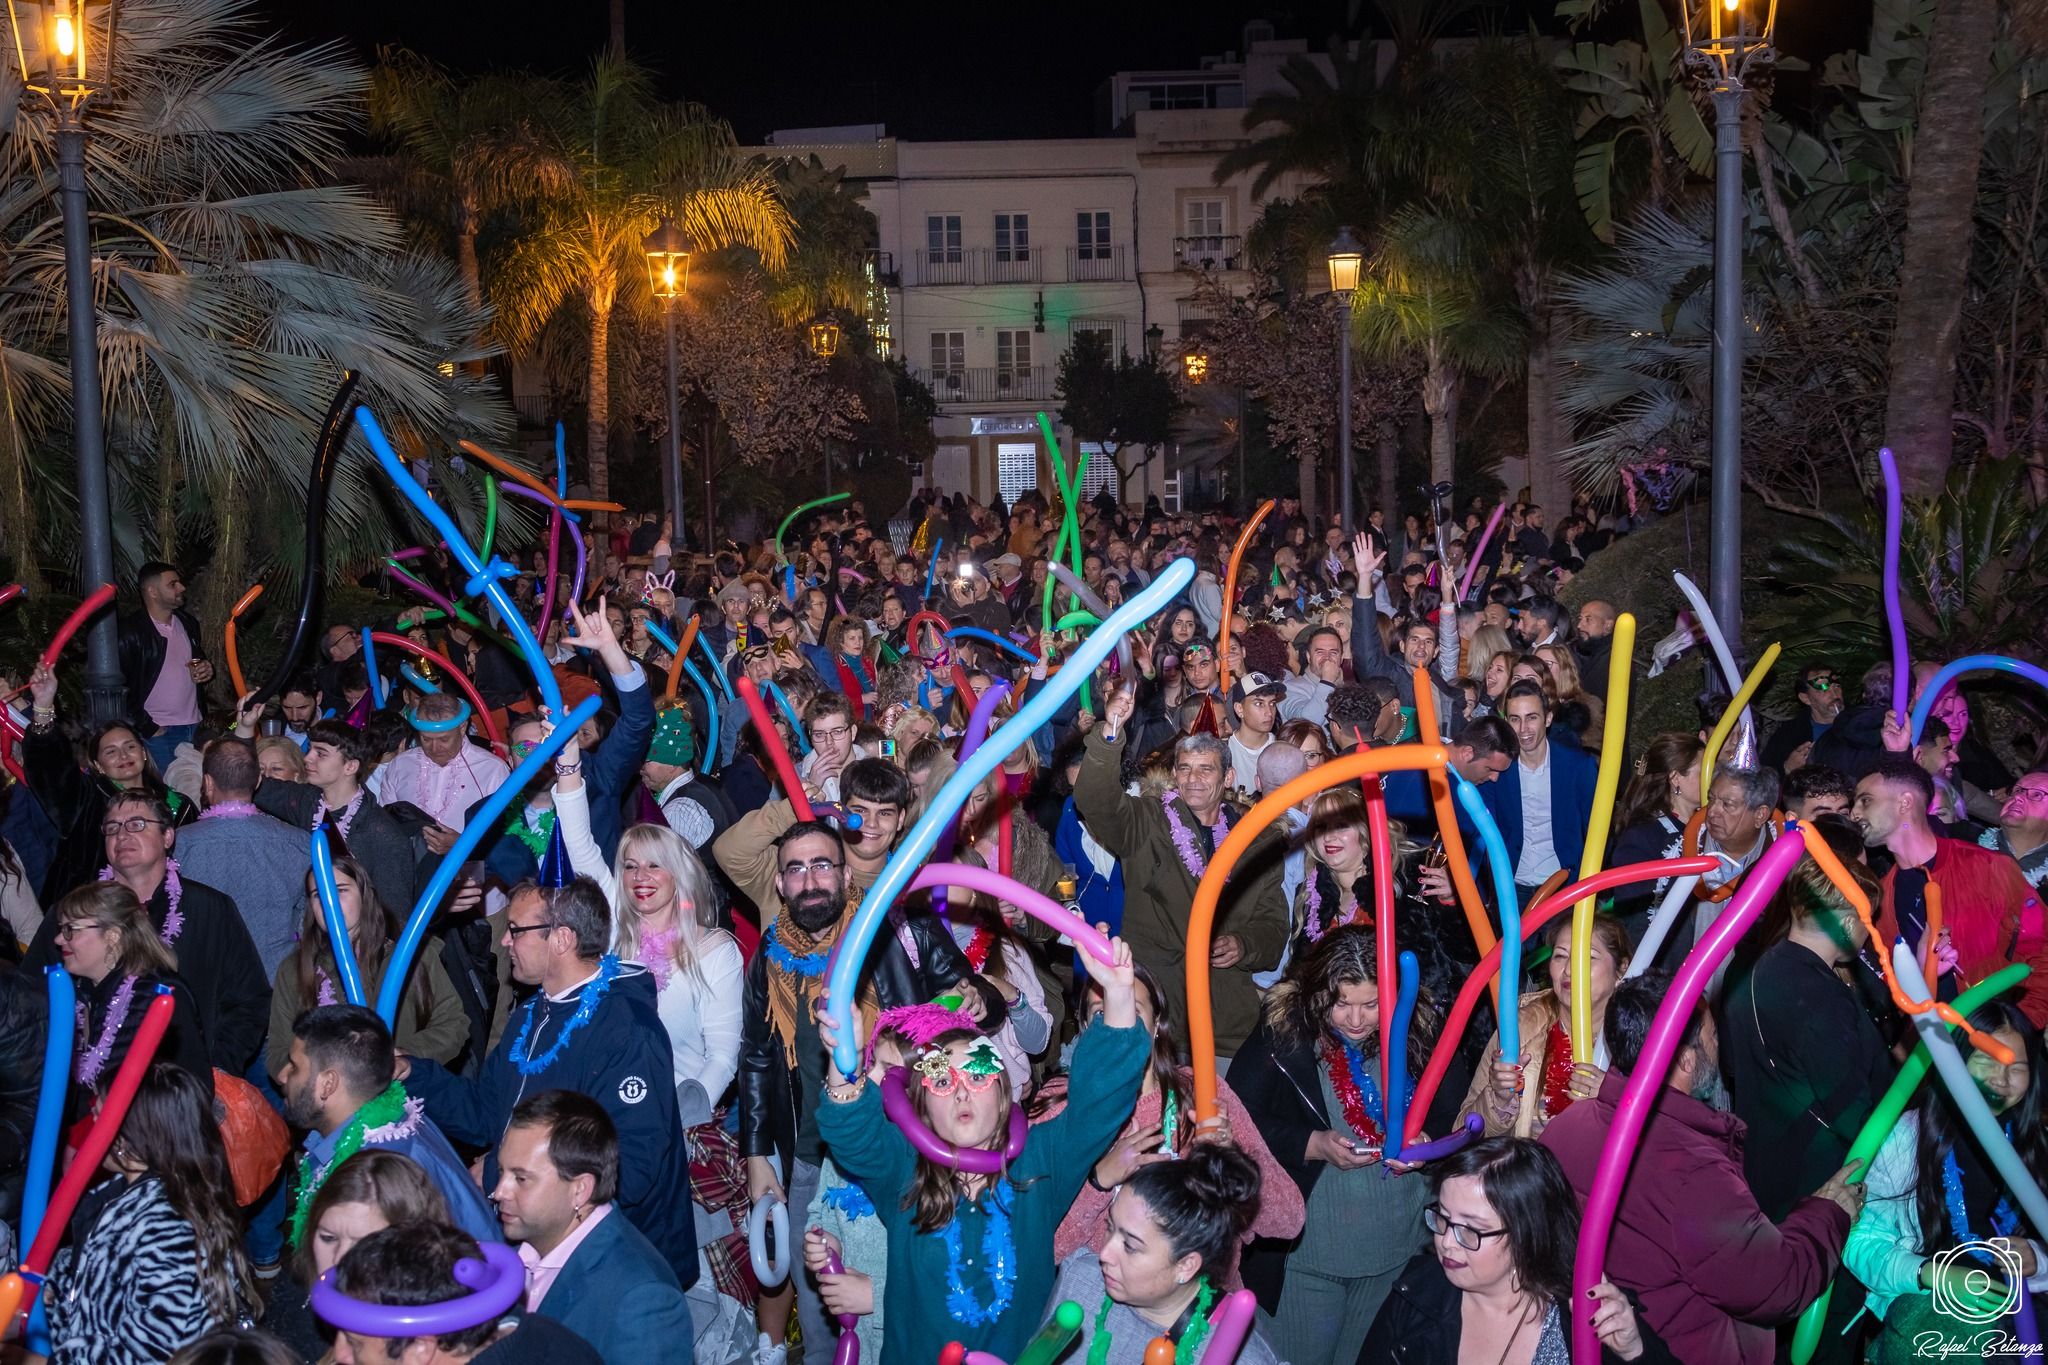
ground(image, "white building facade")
xmin=756 ymin=28 xmax=1333 ymax=508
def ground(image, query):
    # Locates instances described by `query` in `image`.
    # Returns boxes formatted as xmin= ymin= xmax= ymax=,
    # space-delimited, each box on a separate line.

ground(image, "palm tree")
xmin=0 ymin=0 xmax=508 ymax=621
xmin=361 ymin=48 xmax=568 ymax=322
xmin=486 ymin=57 xmax=794 ymax=503
xmin=1434 ymin=40 xmax=1596 ymax=519
xmin=765 ymin=156 xmax=876 ymax=326
xmin=1882 ymin=0 xmax=1999 ymax=494
xmin=1351 ymin=208 xmax=1525 ymax=514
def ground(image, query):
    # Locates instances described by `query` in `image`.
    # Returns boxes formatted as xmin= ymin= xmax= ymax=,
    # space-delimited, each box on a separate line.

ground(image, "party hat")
xmin=537 ymin=815 xmax=575 ymax=889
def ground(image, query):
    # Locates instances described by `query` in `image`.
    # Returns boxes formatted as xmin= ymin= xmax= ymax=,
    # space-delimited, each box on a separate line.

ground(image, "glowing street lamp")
xmin=7 ymin=0 xmax=122 ymax=721
xmin=644 ymin=219 xmax=691 ymax=548
xmin=1181 ymin=349 xmax=1209 ymax=385
xmin=807 ymin=320 xmax=841 ymax=358
xmin=1328 ymin=228 xmax=1363 ymax=535
xmin=1681 ymin=0 xmax=1778 ymax=660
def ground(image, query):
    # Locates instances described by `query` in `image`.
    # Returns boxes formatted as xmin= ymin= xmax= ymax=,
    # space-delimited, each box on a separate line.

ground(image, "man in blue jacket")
xmin=1478 ymin=681 xmax=1601 ymax=902
xmin=400 ymin=876 xmax=697 ymax=1288
xmin=497 ymin=1088 xmax=693 ymax=1365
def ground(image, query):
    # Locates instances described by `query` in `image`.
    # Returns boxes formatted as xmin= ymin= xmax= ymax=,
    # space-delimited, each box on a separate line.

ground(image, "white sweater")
xmin=554 ymin=781 xmax=745 ymax=1105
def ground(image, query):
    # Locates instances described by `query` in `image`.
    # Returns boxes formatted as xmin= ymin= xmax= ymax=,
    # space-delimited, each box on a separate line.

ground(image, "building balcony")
xmin=916 ymin=365 xmax=1053 ymax=405
xmin=1066 ymin=245 xmax=1129 ymax=282
xmin=1173 ymin=234 xmax=1242 ymax=270
xmin=910 ymin=246 xmax=1046 ymax=287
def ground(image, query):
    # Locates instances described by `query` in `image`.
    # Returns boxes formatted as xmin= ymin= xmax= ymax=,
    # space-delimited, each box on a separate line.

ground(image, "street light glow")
xmin=53 ymin=13 xmax=72 ymax=55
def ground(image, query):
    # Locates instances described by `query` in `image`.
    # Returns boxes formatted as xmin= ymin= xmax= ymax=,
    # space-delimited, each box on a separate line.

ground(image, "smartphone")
xmin=880 ymin=739 xmax=897 ymax=757
xmin=457 ymin=859 xmax=487 ymax=886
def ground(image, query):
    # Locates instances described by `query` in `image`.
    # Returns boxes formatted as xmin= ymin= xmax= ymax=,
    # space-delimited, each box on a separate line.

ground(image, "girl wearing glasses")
xmin=1360 ymin=1136 xmax=1662 ymax=1363
xmin=53 ymin=882 xmax=214 ymax=1096
xmin=1844 ymin=1000 xmax=2048 ymax=1363
xmin=816 ymin=934 xmax=1149 ymax=1365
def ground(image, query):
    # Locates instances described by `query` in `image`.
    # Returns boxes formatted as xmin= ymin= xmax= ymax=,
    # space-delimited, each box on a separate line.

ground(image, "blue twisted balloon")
xmin=1383 ymin=949 xmax=1420 ymax=1162
xmin=826 ymin=557 xmax=1195 ymax=1074
xmin=19 ymin=966 xmax=75 ymax=1353
xmin=375 ymin=693 xmax=601 ymax=1024
xmin=766 ymin=678 xmax=810 ymax=756
xmin=400 ymin=663 xmax=441 ymax=695
xmin=946 ymin=626 xmax=1037 ymax=665
xmin=1454 ymin=771 xmax=1523 ymax=1065
xmin=696 ymin=628 xmax=736 ymax=700
xmin=554 ymin=421 xmax=568 ymax=498
xmin=1908 ymin=654 xmax=2048 ymax=744
xmin=312 ymin=828 xmax=368 ymax=1008
xmin=361 ymin=627 xmax=387 ymax=710
xmin=924 ymin=537 xmax=943 ymax=605
xmin=681 ymin=658 xmax=721 ymax=772
xmin=355 ymin=407 xmax=565 ymax=720
xmin=405 ymin=700 xmax=473 ymax=734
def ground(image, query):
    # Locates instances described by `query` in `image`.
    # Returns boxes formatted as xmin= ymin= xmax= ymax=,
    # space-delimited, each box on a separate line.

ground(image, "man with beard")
xmin=1762 ymin=664 xmax=1846 ymax=774
xmin=1852 ymin=754 xmax=2048 ymax=1027
xmin=1541 ymin=973 xmax=1863 ymax=1365
xmin=275 ymin=1003 xmax=499 ymax=1245
xmin=732 ymin=817 xmax=1003 ymax=1365
xmin=399 ymin=876 xmax=698 ymax=1288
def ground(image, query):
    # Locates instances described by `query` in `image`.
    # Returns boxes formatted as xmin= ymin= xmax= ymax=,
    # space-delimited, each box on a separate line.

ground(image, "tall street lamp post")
xmin=9 ymin=0 xmax=122 ymax=722
xmin=643 ymin=220 xmax=691 ymax=551
xmin=1681 ymin=0 xmax=1777 ymax=660
xmin=1327 ymin=229 xmax=1363 ymax=537
xmin=808 ymin=320 xmax=841 ymax=499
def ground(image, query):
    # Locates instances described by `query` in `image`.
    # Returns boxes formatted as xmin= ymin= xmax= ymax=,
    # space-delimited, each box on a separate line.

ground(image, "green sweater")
xmin=816 ymin=1021 xmax=1148 ymax=1365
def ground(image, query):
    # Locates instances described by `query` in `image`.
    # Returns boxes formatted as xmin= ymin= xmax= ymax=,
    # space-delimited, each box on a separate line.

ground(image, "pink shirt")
xmin=143 ymin=615 xmax=202 ymax=728
xmin=517 ymin=1202 xmax=613 ymax=1310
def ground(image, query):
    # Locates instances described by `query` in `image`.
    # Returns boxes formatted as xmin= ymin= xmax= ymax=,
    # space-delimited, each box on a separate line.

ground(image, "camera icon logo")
xmin=1929 ymin=1239 xmax=2022 ymax=1325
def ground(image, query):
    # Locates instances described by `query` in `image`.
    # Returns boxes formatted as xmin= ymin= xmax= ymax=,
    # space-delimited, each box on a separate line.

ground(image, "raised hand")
xmin=1351 ymin=532 xmax=1384 ymax=584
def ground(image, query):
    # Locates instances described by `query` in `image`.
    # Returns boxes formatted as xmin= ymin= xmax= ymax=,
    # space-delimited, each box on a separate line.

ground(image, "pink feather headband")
xmin=861 ymin=1002 xmax=978 ymax=1072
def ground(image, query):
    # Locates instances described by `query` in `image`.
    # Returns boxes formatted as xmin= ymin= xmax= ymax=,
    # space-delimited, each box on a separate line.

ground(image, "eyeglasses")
xmin=919 ymin=1064 xmax=1003 ymax=1097
xmin=54 ymin=921 xmax=105 ymax=941
xmin=101 ymin=817 xmax=165 ymax=837
xmin=1804 ymin=676 xmax=1837 ymax=692
xmin=1423 ymin=1205 xmax=1511 ymax=1252
xmin=810 ymin=725 xmax=853 ymax=745
xmin=2009 ymin=785 xmax=2048 ymax=806
xmin=779 ymin=858 xmax=844 ymax=881
xmin=503 ymin=920 xmax=559 ymax=940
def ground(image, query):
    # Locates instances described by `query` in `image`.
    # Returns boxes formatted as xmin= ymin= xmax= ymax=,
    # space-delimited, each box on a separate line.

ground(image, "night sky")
xmin=255 ymin=0 xmax=1871 ymax=143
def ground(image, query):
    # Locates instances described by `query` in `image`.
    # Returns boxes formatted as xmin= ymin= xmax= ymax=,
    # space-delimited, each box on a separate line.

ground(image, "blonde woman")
xmin=1536 ymin=643 xmax=1605 ymax=750
xmin=1464 ymin=626 xmax=1516 ymax=717
xmin=252 ymin=737 xmax=307 ymax=785
xmin=553 ymin=738 xmax=743 ymax=1116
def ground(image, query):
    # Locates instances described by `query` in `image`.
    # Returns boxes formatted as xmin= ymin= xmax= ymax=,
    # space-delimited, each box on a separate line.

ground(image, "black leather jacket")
xmin=0 ymin=965 xmax=47 ymax=1223
xmin=116 ymin=607 xmax=208 ymax=737
xmin=737 ymin=909 xmax=1008 ymax=1175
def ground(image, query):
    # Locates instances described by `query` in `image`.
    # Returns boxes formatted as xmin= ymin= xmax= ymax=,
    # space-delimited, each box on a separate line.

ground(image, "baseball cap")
xmin=1229 ymin=672 xmax=1287 ymax=705
xmin=988 ymin=553 xmax=1023 ymax=571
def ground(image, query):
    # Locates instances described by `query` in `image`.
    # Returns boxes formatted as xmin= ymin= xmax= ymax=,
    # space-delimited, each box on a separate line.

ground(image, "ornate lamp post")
xmin=1681 ymin=0 xmax=1777 ymax=660
xmin=643 ymin=219 xmax=691 ymax=550
xmin=1327 ymin=228 xmax=1363 ymax=536
xmin=8 ymin=0 xmax=122 ymax=721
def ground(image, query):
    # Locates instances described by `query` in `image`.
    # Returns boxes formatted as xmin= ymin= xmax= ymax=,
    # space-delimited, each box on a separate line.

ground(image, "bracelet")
xmin=825 ymin=1076 xmax=866 ymax=1104
xmin=553 ymin=760 xmax=582 ymax=774
xmin=1087 ymin=1168 xmax=1112 ymax=1192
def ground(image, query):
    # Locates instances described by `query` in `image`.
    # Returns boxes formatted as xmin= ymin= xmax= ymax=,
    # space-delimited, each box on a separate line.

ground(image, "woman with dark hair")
xmin=1604 ymin=733 xmax=1706 ymax=931
xmin=816 ymin=934 xmax=1149 ymax=1364
xmin=1276 ymin=718 xmax=1328 ymax=767
xmin=1229 ymin=925 xmax=1436 ymax=1365
xmin=1047 ymin=1144 xmax=1288 ymax=1365
xmin=1845 ymin=1000 xmax=2048 ymax=1363
xmin=1047 ymin=964 xmax=1303 ymax=1286
xmin=265 ymin=853 xmax=468 ymax=1079
xmin=262 ymin=1148 xmax=454 ymax=1361
xmin=22 ymin=660 xmax=196 ymax=901
xmin=165 ymin=1327 xmax=305 ymax=1365
xmin=42 ymin=1063 xmax=256 ymax=1364
xmin=53 ymin=881 xmax=213 ymax=1093
xmin=1357 ymin=1136 xmax=1663 ymax=1363
xmin=1459 ymin=914 xmax=1632 ymax=1139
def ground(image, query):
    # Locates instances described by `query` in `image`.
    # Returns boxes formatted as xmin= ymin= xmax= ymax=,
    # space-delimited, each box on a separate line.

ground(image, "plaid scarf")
xmin=763 ymin=883 xmax=867 ymax=1069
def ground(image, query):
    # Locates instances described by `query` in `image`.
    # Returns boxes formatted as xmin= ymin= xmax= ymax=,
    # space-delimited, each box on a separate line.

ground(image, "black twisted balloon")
xmin=250 ymin=370 xmax=360 ymax=706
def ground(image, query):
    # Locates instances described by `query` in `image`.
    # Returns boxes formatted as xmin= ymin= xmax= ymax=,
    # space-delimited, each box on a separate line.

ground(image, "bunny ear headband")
xmin=641 ymin=570 xmax=675 ymax=604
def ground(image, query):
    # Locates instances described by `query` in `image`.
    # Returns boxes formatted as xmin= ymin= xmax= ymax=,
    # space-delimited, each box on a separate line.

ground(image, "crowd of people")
xmin=0 ymin=479 xmax=2042 ymax=1365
